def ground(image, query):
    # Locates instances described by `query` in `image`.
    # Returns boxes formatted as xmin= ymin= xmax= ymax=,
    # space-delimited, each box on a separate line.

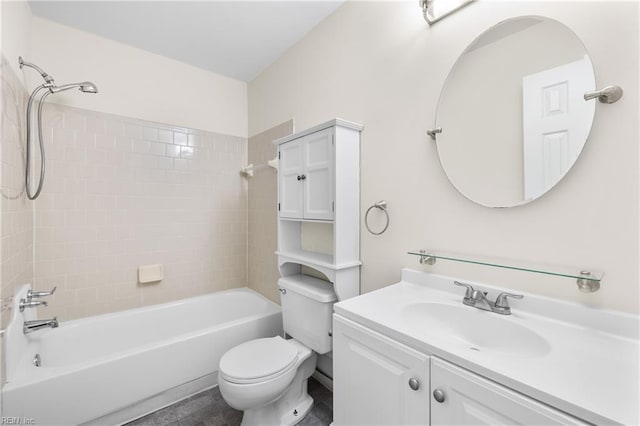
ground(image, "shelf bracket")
xmin=419 ymin=250 xmax=436 ymax=265
xmin=576 ymin=271 xmax=600 ymax=293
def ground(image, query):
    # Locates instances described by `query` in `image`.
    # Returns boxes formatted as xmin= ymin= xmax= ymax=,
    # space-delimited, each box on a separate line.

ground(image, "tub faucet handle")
xmin=19 ymin=299 xmax=48 ymax=312
xmin=27 ymin=286 xmax=56 ymax=299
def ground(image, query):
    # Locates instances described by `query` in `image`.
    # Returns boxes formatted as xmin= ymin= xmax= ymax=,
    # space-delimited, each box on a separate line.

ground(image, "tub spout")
xmin=23 ymin=317 xmax=58 ymax=334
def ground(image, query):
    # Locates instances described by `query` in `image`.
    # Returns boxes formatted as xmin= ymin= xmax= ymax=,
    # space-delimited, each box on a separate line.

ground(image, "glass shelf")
xmin=408 ymin=249 xmax=603 ymax=283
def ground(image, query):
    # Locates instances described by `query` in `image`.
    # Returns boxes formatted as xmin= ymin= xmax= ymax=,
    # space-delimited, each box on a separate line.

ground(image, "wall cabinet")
xmin=274 ymin=119 xmax=362 ymax=302
xmin=333 ymin=315 xmax=587 ymax=426
xmin=279 ymin=127 xmax=334 ymax=221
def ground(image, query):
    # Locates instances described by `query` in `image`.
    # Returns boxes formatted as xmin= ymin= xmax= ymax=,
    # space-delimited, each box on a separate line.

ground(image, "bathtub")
xmin=2 ymin=285 xmax=283 ymax=425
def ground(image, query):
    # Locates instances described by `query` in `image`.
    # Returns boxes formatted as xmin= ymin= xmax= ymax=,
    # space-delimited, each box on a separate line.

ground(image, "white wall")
xmin=30 ymin=17 xmax=248 ymax=137
xmin=1 ymin=0 xmax=32 ymax=83
xmin=249 ymin=1 xmax=639 ymax=313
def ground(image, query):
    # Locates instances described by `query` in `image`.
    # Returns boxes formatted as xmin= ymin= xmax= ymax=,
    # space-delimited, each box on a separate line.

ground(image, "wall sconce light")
xmin=419 ymin=0 xmax=475 ymax=25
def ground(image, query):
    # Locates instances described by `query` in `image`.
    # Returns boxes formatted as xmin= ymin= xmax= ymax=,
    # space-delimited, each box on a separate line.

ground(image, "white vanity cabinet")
xmin=278 ymin=127 xmax=334 ymax=220
xmin=430 ymin=357 xmax=586 ymax=425
xmin=333 ymin=315 xmax=587 ymax=426
xmin=333 ymin=316 xmax=430 ymax=425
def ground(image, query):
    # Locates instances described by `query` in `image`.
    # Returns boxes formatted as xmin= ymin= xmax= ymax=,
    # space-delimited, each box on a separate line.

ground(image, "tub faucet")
xmin=453 ymin=281 xmax=523 ymax=315
xmin=27 ymin=286 xmax=56 ymax=299
xmin=19 ymin=285 xmax=56 ymax=312
xmin=23 ymin=317 xmax=58 ymax=334
xmin=19 ymin=299 xmax=48 ymax=311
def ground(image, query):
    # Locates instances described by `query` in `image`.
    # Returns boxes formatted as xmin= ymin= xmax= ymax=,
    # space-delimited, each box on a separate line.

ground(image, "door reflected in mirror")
xmin=434 ymin=16 xmax=596 ymax=207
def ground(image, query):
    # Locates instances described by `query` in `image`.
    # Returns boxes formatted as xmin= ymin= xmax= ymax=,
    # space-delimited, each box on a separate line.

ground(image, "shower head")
xmin=50 ymin=82 xmax=99 ymax=94
xmin=80 ymin=82 xmax=99 ymax=94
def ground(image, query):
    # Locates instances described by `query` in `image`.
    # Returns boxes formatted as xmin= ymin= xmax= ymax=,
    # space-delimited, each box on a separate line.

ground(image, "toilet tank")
xmin=278 ymin=275 xmax=337 ymax=355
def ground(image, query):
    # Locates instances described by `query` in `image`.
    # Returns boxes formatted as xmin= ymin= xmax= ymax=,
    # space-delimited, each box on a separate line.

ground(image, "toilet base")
xmin=241 ymin=353 xmax=317 ymax=426
xmin=275 ymin=391 xmax=313 ymax=426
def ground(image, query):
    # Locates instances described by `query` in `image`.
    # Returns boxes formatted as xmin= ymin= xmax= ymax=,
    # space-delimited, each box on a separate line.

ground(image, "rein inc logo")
xmin=1 ymin=418 xmax=35 ymax=425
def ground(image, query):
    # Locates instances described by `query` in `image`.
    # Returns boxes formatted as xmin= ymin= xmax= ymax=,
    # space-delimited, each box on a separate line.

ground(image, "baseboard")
xmin=86 ymin=368 xmax=330 ymax=425
xmin=312 ymin=369 xmax=333 ymax=392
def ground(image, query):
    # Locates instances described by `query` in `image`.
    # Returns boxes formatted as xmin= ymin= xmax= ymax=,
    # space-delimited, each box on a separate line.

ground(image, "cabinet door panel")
xmin=431 ymin=357 xmax=586 ymax=425
xmin=333 ymin=316 xmax=429 ymax=426
xmin=303 ymin=129 xmax=334 ymax=220
xmin=279 ymin=140 xmax=304 ymax=218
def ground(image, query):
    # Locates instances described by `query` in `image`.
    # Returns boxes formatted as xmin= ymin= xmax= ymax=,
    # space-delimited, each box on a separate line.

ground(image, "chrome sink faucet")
xmin=24 ymin=317 xmax=58 ymax=334
xmin=454 ymin=281 xmax=523 ymax=315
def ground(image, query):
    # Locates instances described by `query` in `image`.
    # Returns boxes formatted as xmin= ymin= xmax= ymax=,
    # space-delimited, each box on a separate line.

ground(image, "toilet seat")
xmin=219 ymin=336 xmax=299 ymax=384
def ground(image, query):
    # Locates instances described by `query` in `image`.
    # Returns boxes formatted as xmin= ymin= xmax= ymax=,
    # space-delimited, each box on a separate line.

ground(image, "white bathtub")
xmin=2 ymin=286 xmax=283 ymax=425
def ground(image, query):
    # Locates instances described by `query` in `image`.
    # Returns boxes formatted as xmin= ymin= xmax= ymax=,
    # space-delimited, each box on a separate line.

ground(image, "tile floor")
xmin=126 ymin=377 xmax=333 ymax=426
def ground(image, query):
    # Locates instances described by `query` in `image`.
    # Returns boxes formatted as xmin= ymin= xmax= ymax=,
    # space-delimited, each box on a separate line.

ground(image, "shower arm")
xmin=19 ymin=56 xmax=55 ymax=84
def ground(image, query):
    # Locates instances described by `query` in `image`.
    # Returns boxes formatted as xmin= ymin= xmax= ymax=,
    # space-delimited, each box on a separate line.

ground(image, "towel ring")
xmin=365 ymin=200 xmax=389 ymax=235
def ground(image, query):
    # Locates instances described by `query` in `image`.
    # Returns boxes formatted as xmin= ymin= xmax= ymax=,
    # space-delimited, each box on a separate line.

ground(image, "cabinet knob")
xmin=408 ymin=378 xmax=420 ymax=391
xmin=297 ymin=175 xmax=302 ymax=181
xmin=433 ymin=389 xmax=446 ymax=403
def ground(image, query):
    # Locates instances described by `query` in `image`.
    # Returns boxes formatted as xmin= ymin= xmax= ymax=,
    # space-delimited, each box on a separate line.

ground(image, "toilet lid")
xmin=219 ymin=336 xmax=298 ymax=383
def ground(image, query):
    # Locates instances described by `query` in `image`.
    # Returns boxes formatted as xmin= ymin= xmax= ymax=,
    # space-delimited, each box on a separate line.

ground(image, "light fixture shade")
xmin=420 ymin=0 xmax=475 ymax=24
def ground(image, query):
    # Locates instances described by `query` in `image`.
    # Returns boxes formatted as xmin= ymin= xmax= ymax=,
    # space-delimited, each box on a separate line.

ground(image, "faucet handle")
xmin=453 ymin=281 xmax=474 ymax=298
xmin=19 ymin=299 xmax=48 ymax=312
xmin=27 ymin=286 xmax=56 ymax=299
xmin=494 ymin=292 xmax=523 ymax=314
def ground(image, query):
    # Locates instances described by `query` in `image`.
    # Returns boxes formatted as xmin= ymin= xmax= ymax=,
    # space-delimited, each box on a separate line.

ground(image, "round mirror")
xmin=435 ymin=16 xmax=596 ymax=207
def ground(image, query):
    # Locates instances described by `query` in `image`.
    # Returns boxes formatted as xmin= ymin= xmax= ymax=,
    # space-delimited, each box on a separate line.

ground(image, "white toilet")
xmin=218 ymin=275 xmax=337 ymax=426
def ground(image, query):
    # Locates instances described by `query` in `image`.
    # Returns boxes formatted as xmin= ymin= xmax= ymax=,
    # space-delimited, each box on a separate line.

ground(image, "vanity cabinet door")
xmin=333 ymin=315 xmax=429 ymax=426
xmin=430 ymin=357 xmax=587 ymax=425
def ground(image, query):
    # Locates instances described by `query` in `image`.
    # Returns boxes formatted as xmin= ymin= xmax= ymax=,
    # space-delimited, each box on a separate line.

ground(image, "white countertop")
xmin=334 ymin=269 xmax=640 ymax=425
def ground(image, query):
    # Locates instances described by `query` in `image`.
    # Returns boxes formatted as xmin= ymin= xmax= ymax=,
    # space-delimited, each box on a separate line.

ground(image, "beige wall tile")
xmin=247 ymin=120 xmax=293 ymax=304
xmin=0 ymin=71 xmax=249 ymax=321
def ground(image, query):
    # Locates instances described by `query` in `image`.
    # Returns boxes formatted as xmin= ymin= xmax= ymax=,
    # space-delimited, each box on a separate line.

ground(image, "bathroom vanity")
xmin=332 ymin=269 xmax=639 ymax=425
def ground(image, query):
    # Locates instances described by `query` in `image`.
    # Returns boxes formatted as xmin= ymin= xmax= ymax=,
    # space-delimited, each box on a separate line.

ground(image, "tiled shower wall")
xmin=247 ymin=120 xmax=293 ymax=304
xmin=0 ymin=57 xmax=34 ymax=329
xmin=32 ymin=104 xmax=247 ymax=321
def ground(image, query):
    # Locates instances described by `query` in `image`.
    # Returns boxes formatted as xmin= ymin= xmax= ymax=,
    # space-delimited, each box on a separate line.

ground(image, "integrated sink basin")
xmin=402 ymin=302 xmax=551 ymax=357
